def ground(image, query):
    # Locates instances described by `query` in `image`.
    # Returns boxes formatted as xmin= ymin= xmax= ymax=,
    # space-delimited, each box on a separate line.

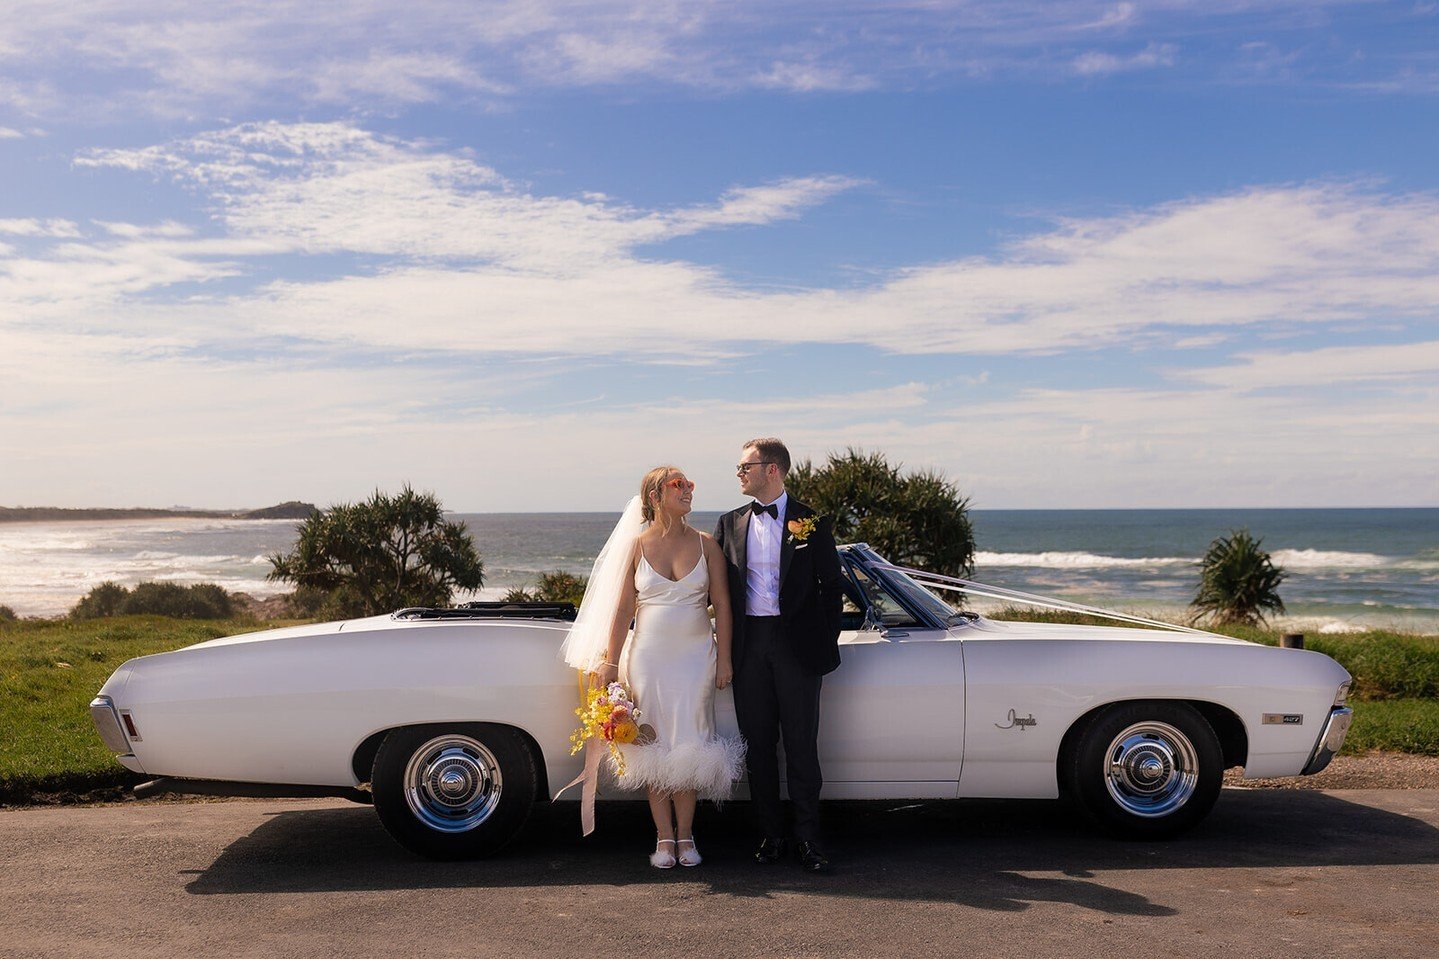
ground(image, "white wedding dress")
xmin=610 ymin=545 xmax=745 ymax=796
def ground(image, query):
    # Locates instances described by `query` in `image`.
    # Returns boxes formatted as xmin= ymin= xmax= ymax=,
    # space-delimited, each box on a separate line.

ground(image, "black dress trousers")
xmin=736 ymin=615 xmax=824 ymax=842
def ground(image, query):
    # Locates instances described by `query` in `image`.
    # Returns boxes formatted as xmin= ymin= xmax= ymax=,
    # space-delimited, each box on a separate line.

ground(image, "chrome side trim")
xmin=89 ymin=696 xmax=131 ymax=755
xmin=1301 ymin=706 xmax=1354 ymax=775
xmin=133 ymin=778 xmax=372 ymax=804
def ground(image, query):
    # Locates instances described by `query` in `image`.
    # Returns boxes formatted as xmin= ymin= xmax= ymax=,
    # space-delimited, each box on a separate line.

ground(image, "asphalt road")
xmin=2 ymin=789 xmax=1437 ymax=959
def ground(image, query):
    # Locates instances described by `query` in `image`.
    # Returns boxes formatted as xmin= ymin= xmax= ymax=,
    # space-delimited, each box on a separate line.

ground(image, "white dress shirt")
xmin=745 ymin=490 xmax=787 ymax=617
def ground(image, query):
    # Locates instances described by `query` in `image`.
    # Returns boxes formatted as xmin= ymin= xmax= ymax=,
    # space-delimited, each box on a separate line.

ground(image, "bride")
xmin=561 ymin=466 xmax=745 ymax=868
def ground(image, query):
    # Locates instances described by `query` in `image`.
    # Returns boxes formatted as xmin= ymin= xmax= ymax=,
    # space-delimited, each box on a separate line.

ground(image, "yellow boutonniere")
xmin=787 ymin=517 xmax=818 ymax=542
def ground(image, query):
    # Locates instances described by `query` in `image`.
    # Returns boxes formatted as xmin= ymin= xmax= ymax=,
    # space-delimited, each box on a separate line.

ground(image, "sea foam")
xmin=975 ymin=551 xmax=1191 ymax=569
xmin=1269 ymin=549 xmax=1393 ymax=569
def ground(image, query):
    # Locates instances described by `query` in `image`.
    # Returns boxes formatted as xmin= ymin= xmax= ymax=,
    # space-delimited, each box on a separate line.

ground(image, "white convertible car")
xmin=90 ymin=544 xmax=1353 ymax=859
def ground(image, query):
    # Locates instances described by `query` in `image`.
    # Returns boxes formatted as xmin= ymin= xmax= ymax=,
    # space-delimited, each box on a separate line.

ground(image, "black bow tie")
xmin=751 ymin=502 xmax=779 ymax=519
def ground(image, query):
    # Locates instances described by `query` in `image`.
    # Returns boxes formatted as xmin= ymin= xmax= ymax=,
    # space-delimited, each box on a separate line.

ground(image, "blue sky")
xmin=1 ymin=1 xmax=1436 ymax=511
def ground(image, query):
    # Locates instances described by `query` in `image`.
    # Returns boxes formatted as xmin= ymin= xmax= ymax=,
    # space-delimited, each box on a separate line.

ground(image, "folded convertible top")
xmin=392 ymin=601 xmax=578 ymax=622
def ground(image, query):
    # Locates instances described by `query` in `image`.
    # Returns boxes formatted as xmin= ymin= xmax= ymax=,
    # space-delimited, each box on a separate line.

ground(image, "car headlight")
xmin=1334 ymin=681 xmax=1351 ymax=707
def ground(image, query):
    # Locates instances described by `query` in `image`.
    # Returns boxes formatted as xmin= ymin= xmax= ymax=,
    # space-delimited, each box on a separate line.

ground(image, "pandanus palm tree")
xmin=1191 ymin=529 xmax=1286 ymax=626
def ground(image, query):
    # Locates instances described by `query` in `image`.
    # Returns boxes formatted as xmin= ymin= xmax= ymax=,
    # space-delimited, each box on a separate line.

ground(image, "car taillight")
xmin=1334 ymin=682 xmax=1351 ymax=707
xmin=121 ymin=712 xmax=142 ymax=741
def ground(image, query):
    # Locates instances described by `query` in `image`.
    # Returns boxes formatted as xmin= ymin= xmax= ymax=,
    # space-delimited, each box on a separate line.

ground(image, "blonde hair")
xmin=640 ymin=465 xmax=683 ymax=527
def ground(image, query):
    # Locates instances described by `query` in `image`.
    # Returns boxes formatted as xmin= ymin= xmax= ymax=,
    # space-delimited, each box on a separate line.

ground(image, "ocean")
xmin=2 ymin=508 xmax=1436 ymax=633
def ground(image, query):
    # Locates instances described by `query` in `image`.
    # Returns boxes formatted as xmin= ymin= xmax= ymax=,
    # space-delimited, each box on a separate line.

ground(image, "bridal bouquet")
xmin=569 ymin=681 xmax=647 ymax=774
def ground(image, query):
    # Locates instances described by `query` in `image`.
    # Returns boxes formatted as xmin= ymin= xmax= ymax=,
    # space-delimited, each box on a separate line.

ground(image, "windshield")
xmin=878 ymin=566 xmax=961 ymax=625
xmin=842 ymin=544 xmax=974 ymax=629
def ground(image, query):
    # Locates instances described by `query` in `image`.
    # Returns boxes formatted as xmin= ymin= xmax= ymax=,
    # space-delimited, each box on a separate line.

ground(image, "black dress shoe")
xmin=796 ymin=841 xmax=830 ymax=873
xmin=754 ymin=837 xmax=786 ymax=864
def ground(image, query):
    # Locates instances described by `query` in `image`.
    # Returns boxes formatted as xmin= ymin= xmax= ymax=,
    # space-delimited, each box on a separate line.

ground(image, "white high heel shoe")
xmin=676 ymin=837 xmax=701 ymax=867
xmin=650 ymin=839 xmax=677 ymax=869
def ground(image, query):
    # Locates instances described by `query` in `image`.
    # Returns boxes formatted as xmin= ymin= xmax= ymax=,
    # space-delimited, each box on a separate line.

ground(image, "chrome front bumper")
xmin=89 ymin=696 xmax=131 ymax=754
xmin=1301 ymin=706 xmax=1354 ymax=775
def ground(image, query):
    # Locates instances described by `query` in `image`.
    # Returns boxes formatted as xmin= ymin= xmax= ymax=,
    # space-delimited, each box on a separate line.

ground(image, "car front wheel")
xmin=372 ymin=723 xmax=538 ymax=860
xmin=1064 ymin=701 xmax=1223 ymax=839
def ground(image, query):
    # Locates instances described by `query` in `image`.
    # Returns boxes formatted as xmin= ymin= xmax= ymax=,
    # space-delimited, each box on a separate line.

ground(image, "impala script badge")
xmin=995 ymin=709 xmax=1037 ymax=731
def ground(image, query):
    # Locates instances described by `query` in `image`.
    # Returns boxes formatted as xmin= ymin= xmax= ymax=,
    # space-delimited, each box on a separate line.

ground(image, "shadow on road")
xmin=184 ymin=789 xmax=1439 ymax=916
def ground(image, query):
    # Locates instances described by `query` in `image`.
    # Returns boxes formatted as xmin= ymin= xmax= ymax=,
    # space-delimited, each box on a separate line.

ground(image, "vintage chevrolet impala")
xmin=90 ymin=544 xmax=1353 ymax=859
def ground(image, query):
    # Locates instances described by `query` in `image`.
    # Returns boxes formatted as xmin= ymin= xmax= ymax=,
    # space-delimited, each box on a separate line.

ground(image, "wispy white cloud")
xmin=0 ymin=126 xmax=24 ymax=139
xmin=1181 ymin=339 xmax=1439 ymax=390
xmin=0 ymin=1 xmax=1422 ymax=123
xmin=1072 ymin=42 xmax=1177 ymax=76
xmin=752 ymin=60 xmax=878 ymax=93
xmin=68 ymin=122 xmax=861 ymax=283
xmin=1076 ymin=2 xmax=1140 ymax=32
xmin=23 ymin=123 xmax=1439 ymax=363
xmin=0 ymin=218 xmax=80 ymax=237
xmin=93 ymin=220 xmax=194 ymax=238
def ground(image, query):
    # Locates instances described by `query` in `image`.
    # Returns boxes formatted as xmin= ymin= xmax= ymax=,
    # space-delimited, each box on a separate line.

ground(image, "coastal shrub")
xmin=0 ymin=604 xmax=15 ymax=621
xmin=123 ymin=582 xmax=234 ymax=619
xmin=787 ymin=449 xmax=975 ymax=579
xmin=1190 ymin=529 xmax=1286 ymax=626
xmin=287 ymin=584 xmax=371 ymax=621
xmin=69 ymin=582 xmax=130 ymax=619
xmin=504 ymin=570 xmax=588 ymax=607
xmin=268 ymin=485 xmax=484 ymax=616
xmin=69 ymin=581 xmax=235 ymax=619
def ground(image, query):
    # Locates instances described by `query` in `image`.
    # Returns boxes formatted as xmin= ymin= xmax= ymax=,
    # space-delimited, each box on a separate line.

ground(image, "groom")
xmin=714 ymin=437 xmax=844 ymax=873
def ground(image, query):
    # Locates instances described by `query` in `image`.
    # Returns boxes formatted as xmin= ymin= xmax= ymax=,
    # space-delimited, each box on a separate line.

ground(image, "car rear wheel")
xmin=1064 ymin=701 xmax=1223 ymax=839
xmin=372 ymin=724 xmax=537 ymax=860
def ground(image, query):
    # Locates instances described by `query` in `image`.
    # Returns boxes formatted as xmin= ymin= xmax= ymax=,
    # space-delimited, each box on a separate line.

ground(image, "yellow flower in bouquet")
xmin=569 ymin=680 xmax=644 ymax=774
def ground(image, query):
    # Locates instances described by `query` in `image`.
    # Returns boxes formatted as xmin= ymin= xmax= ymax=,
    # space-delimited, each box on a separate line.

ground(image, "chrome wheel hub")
xmin=403 ymin=734 xmax=503 ymax=832
xmin=1104 ymin=721 xmax=1199 ymax=818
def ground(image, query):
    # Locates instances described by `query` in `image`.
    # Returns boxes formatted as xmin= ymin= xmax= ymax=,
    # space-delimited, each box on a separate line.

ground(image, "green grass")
xmin=0 ymin=616 xmax=285 ymax=804
xmin=1343 ymin=699 xmax=1439 ymax=756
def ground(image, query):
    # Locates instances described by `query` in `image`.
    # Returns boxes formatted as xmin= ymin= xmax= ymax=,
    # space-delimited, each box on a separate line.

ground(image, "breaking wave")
xmin=1269 ymin=549 xmax=1395 ymax=569
xmin=977 ymin=549 xmax=1417 ymax=571
xmin=975 ymin=551 xmax=1191 ymax=569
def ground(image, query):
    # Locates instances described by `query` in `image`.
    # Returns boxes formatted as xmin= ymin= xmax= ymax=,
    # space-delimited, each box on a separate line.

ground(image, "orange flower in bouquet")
xmin=570 ymin=681 xmax=644 ymax=773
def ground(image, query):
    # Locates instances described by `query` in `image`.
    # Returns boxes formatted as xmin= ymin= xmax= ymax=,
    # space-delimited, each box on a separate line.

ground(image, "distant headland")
xmin=0 ymin=501 xmax=319 ymax=523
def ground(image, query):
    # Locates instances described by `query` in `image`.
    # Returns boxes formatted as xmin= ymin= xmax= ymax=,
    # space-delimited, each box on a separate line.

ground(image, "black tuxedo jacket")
xmin=713 ymin=496 xmax=845 ymax=676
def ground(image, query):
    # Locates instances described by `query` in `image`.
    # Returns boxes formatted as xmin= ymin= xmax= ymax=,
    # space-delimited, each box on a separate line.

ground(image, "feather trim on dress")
xmin=608 ymin=735 xmax=746 ymax=799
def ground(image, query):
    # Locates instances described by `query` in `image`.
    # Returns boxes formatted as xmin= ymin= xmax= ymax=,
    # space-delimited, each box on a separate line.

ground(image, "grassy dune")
xmin=2 ymin=613 xmax=1435 ymax=805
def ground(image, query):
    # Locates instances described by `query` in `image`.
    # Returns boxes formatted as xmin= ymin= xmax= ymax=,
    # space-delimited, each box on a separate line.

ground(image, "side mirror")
xmin=862 ymin=605 xmax=884 ymax=632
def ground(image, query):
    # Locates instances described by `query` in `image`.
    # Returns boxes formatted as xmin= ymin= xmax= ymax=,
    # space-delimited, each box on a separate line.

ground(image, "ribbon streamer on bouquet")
xmin=553 ymin=737 xmax=602 ymax=836
xmin=553 ymin=670 xmax=602 ymax=836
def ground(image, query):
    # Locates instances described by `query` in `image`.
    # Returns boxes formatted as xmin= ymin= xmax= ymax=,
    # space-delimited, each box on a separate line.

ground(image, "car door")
xmin=817 ymin=562 xmax=966 ymax=798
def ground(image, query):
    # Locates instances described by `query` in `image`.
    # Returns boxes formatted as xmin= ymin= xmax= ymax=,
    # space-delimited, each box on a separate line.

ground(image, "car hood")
xmin=964 ymin=618 xmax=1253 ymax=646
xmin=176 ymin=618 xmax=349 ymax=651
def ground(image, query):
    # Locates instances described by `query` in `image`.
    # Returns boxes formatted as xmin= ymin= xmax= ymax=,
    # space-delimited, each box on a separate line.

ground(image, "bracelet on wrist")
xmin=603 ymin=661 xmax=619 ymax=668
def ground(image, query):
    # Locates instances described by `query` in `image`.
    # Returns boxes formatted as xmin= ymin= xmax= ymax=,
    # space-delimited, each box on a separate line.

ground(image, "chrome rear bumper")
xmin=1301 ymin=706 xmax=1354 ymax=775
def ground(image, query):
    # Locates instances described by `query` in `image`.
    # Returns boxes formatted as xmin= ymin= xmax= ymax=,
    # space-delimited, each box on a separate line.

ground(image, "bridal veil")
xmin=559 ymin=495 xmax=645 ymax=672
